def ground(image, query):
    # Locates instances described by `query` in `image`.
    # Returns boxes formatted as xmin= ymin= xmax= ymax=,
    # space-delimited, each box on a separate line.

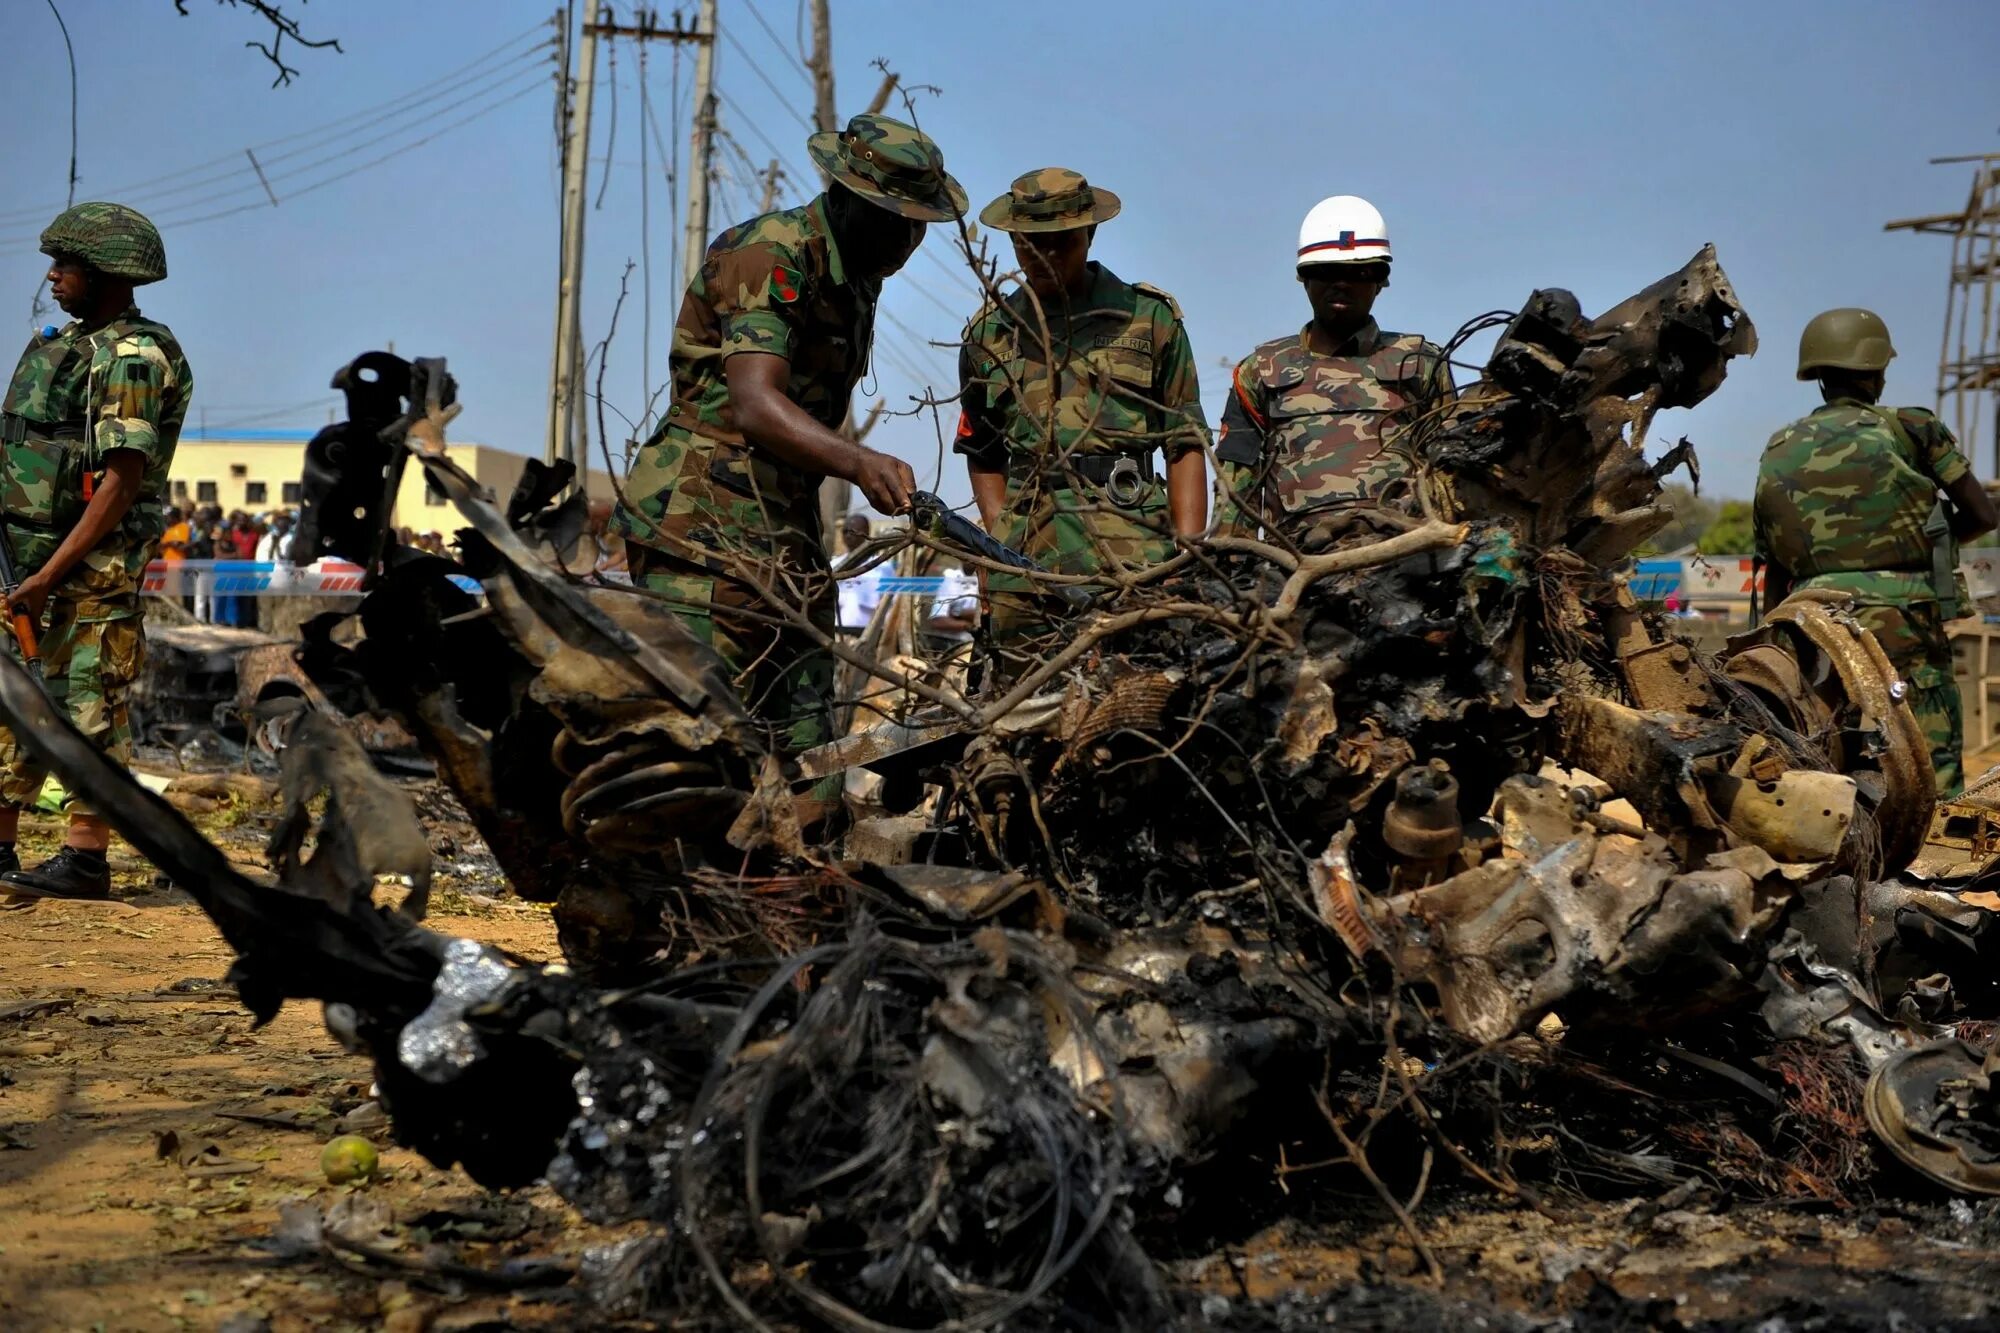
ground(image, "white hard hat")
xmin=1297 ymin=195 xmax=1390 ymax=267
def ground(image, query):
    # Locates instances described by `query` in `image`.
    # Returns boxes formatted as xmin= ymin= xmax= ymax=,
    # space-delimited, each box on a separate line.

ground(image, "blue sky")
xmin=2 ymin=1 xmax=1994 ymax=515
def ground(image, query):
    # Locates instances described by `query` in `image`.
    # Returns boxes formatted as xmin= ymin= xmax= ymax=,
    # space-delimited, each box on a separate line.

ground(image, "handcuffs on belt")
xmin=1103 ymin=456 xmax=1146 ymax=508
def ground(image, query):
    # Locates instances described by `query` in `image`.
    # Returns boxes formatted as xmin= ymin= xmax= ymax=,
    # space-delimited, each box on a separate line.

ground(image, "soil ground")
xmin=6 ymin=768 xmax=2000 ymax=1332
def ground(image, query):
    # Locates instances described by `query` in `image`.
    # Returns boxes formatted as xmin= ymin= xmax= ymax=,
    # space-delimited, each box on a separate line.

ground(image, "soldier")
xmin=1755 ymin=307 xmax=1996 ymax=797
xmin=1216 ymin=195 xmax=1454 ymax=540
xmin=956 ymin=168 xmax=1210 ymax=659
xmin=610 ymin=113 xmax=959 ymax=763
xmin=0 ymin=203 xmax=191 ymax=899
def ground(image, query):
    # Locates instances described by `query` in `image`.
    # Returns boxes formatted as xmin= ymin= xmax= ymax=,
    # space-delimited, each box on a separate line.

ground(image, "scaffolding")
xmin=1887 ymin=152 xmax=2000 ymax=475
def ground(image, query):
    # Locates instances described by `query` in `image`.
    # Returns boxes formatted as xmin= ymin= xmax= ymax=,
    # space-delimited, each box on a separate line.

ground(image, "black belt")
xmin=1008 ymin=451 xmax=1157 ymax=502
xmin=0 ymin=414 xmax=83 ymax=446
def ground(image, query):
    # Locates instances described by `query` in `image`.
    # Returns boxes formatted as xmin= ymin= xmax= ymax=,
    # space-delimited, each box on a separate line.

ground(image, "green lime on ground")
xmin=319 ymin=1134 xmax=380 ymax=1185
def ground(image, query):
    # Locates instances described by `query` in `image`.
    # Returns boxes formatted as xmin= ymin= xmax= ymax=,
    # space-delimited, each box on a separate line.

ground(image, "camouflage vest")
xmin=1 ymin=314 xmax=172 ymax=570
xmin=963 ymin=266 xmax=1181 ymax=474
xmin=1229 ymin=323 xmax=1443 ymax=514
xmin=1755 ymin=400 xmax=1963 ymax=610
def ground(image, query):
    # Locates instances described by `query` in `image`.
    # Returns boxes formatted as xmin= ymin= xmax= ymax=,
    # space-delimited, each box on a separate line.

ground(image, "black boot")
xmin=2 ymin=845 xmax=112 ymax=901
xmin=0 ymin=843 xmax=17 ymax=878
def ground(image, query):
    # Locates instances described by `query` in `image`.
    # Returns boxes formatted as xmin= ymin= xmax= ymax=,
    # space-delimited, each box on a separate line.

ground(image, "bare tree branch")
xmin=174 ymin=0 xmax=343 ymax=87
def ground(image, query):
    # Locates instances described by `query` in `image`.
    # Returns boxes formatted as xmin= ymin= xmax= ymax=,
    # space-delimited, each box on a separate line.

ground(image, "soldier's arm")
xmin=727 ymin=355 xmax=914 ymax=515
xmin=1946 ymin=470 xmax=1997 ymax=542
xmin=1751 ymin=495 xmax=1792 ymax=609
xmin=710 ymin=240 xmax=914 ymax=514
xmin=954 ymin=335 xmax=1009 ymax=531
xmin=1212 ymin=360 xmax=1267 ymax=537
xmin=1904 ymin=408 xmax=1997 ymax=540
xmin=1156 ymin=317 xmax=1210 ymax=538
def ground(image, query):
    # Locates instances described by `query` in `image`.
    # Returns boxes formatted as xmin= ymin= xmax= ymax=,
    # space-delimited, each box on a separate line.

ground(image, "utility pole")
xmin=681 ymin=0 xmax=720 ymax=294
xmin=808 ymin=0 xmax=838 ymax=135
xmin=548 ymin=0 xmax=601 ymax=472
xmin=758 ymin=159 xmax=784 ymax=213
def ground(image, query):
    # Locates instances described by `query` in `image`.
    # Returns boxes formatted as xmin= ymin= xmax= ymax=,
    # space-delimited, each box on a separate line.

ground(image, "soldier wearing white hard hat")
xmin=1215 ymin=195 xmax=1453 ymax=538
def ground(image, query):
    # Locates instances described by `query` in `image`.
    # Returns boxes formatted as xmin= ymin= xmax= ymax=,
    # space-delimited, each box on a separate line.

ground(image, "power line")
xmin=713 ymin=93 xmax=811 ymax=194
xmin=3 ymin=76 xmax=550 ymax=242
xmin=717 ymin=28 xmax=814 ymax=131
xmin=0 ymin=23 xmax=555 ymax=227
xmin=44 ymin=0 xmax=77 ymax=209
xmin=740 ymin=0 xmax=813 ymax=82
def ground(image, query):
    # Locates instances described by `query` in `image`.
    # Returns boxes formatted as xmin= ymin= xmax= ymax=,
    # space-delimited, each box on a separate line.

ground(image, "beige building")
xmin=166 ymin=431 xmax=617 ymax=532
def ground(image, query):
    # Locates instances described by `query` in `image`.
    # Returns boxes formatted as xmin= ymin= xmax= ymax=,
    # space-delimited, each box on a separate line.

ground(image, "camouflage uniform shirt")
xmin=1755 ymin=397 xmax=1974 ymax=796
xmin=611 ymin=195 xmax=876 ymax=577
xmin=955 ymin=262 xmax=1208 ymax=579
xmin=1215 ymin=319 xmax=1452 ymax=530
xmin=1753 ymin=398 xmax=1970 ymax=605
xmin=0 ymin=305 xmax=190 ymax=810
xmin=1 ymin=306 xmax=190 ymax=581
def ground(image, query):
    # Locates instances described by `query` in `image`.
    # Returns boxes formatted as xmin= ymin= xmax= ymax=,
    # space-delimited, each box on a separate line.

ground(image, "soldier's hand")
xmin=9 ymin=573 xmax=52 ymax=626
xmin=849 ymin=447 xmax=916 ymax=516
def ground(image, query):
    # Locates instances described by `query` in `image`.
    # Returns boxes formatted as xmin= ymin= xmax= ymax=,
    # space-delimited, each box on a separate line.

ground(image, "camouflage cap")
xmin=807 ymin=114 xmax=966 ymax=222
xmin=38 ymin=202 xmax=167 ymax=284
xmin=978 ymin=168 xmax=1121 ymax=235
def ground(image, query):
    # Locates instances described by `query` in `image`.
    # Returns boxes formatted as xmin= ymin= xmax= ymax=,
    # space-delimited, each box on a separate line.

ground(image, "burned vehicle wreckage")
xmin=7 ymin=248 xmax=2000 ymax=1329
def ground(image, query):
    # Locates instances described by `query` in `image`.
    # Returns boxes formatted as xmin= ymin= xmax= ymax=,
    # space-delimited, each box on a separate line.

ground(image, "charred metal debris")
xmin=7 ymin=248 xmax=2000 ymax=1329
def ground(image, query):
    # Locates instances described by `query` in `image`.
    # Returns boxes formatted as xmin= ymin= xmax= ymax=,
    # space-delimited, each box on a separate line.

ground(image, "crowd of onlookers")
xmin=158 ymin=504 xmax=306 ymax=627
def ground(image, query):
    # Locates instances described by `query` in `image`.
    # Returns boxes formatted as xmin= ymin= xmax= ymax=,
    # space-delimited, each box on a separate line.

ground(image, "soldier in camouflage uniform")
xmin=610 ymin=114 xmax=958 ymax=769
xmin=1755 ymin=307 xmax=1996 ymax=797
xmin=1216 ymin=195 xmax=1454 ymax=541
xmin=0 ymin=203 xmax=190 ymax=899
xmin=956 ymin=169 xmax=1210 ymax=664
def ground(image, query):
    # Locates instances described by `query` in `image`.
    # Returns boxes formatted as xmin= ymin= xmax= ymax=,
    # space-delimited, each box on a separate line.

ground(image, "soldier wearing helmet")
xmin=1754 ymin=308 xmax=1996 ymax=796
xmin=0 ymin=203 xmax=191 ymax=900
xmin=1215 ymin=196 xmax=1454 ymax=539
xmin=957 ymin=168 xmax=1211 ymax=667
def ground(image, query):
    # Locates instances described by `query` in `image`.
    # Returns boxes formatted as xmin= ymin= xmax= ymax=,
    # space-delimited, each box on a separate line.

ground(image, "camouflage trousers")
xmin=0 ymin=592 xmax=144 ymax=814
xmin=1852 ymin=600 xmax=1962 ymax=798
xmin=986 ymin=478 xmax=1174 ymax=677
xmin=626 ymin=541 xmax=834 ymax=762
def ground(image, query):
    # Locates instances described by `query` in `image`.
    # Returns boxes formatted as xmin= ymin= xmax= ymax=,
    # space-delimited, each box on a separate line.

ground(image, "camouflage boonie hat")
xmin=978 ymin=168 xmax=1121 ymax=234
xmin=807 ymin=114 xmax=965 ymax=222
xmin=39 ymin=202 xmax=167 ymax=284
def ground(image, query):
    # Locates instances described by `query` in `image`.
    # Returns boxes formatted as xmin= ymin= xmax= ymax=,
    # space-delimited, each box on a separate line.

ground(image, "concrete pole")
xmin=548 ymin=0 xmax=600 ymax=472
xmin=681 ymin=0 xmax=719 ymax=294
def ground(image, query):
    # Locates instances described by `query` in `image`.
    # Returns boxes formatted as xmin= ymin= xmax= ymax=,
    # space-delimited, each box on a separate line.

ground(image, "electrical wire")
xmin=45 ymin=0 xmax=77 ymax=208
xmin=83 ymin=77 xmax=549 ymax=237
xmin=638 ymin=40 xmax=653 ymax=421
xmin=717 ymin=27 xmax=814 ymax=130
xmin=0 ymin=62 xmax=553 ymax=253
xmin=740 ymin=0 xmax=814 ymax=82
xmin=0 ymin=22 xmax=554 ymax=227
xmin=593 ymin=35 xmax=617 ymax=210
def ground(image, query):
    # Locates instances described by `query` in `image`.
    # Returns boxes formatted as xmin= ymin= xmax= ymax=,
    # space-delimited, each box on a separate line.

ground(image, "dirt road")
xmin=8 ymin=808 xmax=2000 ymax=1332
xmin=0 ymin=815 xmax=623 ymax=1333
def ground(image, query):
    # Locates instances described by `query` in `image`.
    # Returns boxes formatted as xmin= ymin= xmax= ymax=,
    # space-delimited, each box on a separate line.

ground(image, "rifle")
xmin=907 ymin=491 xmax=1093 ymax=610
xmin=0 ymin=521 xmax=43 ymax=685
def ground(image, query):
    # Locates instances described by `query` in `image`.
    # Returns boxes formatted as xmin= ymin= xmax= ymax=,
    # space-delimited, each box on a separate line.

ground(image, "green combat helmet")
xmin=1797 ymin=307 xmax=1894 ymax=380
xmin=38 ymin=202 xmax=167 ymax=285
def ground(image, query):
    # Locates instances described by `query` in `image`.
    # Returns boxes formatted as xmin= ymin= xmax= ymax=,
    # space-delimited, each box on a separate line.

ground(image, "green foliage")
xmin=1696 ymin=500 xmax=1756 ymax=555
xmin=1640 ymin=483 xmax=1720 ymax=555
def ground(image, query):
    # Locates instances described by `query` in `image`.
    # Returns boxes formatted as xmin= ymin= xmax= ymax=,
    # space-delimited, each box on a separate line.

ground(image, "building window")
xmin=424 ymin=476 xmax=448 ymax=507
xmin=282 ymin=481 xmax=303 ymax=505
xmin=196 ymin=480 xmax=218 ymax=503
xmin=173 ymin=478 xmax=189 ymax=500
xmin=245 ymin=481 xmax=267 ymax=504
xmin=229 ymin=463 xmax=249 ymax=478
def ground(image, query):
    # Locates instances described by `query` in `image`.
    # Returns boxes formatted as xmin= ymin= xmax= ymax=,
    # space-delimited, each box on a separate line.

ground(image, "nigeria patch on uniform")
xmin=770 ymin=264 xmax=803 ymax=304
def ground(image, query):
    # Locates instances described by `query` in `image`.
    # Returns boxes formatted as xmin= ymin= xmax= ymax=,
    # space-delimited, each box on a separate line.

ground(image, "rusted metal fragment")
xmin=1865 ymin=1040 xmax=2000 ymax=1196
